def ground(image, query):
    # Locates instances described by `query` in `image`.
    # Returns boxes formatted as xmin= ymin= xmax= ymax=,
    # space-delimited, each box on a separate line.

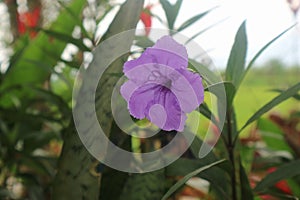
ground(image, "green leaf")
xmin=161 ymin=159 xmax=226 ymax=200
xmin=225 ymin=21 xmax=247 ymax=88
xmin=99 ymin=168 xmax=130 ymax=200
xmin=254 ymin=160 xmax=300 ymax=192
xmin=240 ymin=163 xmax=254 ymax=200
xmin=240 ymin=82 xmax=300 ymax=132
xmin=185 ymin=17 xmax=229 ymax=45
xmin=271 ymin=88 xmax=300 ymax=100
xmin=0 ymin=0 xmax=87 ymax=106
xmin=23 ymin=131 xmax=59 ymax=153
xmin=166 ymin=158 xmax=231 ymax=199
xmin=29 ymin=87 xmax=71 ymax=119
xmin=177 ymin=8 xmax=213 ymax=32
xmin=41 ymin=29 xmax=91 ymax=52
xmin=160 ymin=0 xmax=183 ymax=30
xmin=199 ymin=103 xmax=218 ymax=125
xmin=245 ymin=25 xmax=295 ymax=76
xmin=206 ymin=81 xmax=236 ymax=108
xmin=52 ymin=0 xmax=145 ymax=199
xmin=257 ymin=118 xmax=293 ymax=152
xmin=4 ymin=0 xmax=86 ymax=84
xmin=120 ymin=169 xmax=167 ymax=200
xmin=135 ymin=36 xmax=155 ymax=48
xmin=188 ymin=59 xmax=221 ymax=85
xmin=99 ymin=121 xmax=131 ymax=200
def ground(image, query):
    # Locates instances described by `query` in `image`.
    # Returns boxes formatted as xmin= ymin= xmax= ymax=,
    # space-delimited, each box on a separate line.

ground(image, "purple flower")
xmin=120 ymin=36 xmax=204 ymax=131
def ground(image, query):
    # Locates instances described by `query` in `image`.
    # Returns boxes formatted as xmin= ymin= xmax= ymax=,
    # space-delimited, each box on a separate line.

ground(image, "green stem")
xmin=226 ymin=109 xmax=237 ymax=200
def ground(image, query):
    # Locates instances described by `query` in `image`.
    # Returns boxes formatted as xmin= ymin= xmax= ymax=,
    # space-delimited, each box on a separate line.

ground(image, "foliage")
xmin=0 ymin=0 xmax=299 ymax=200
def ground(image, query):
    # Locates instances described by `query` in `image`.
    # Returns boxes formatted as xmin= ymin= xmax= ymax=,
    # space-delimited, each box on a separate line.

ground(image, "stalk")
xmin=226 ymin=108 xmax=237 ymax=200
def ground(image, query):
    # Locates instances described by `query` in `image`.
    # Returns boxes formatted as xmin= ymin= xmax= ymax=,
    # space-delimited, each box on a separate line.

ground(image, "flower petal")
xmin=153 ymin=36 xmax=188 ymax=64
xmin=127 ymin=83 xmax=159 ymax=119
xmin=178 ymin=69 xmax=204 ymax=105
xmin=120 ymin=80 xmax=139 ymax=102
xmin=147 ymin=87 xmax=186 ymax=131
xmin=123 ymin=36 xmax=188 ymax=77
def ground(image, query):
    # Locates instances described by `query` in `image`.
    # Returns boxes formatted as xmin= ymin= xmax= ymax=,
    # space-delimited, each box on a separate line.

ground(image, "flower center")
xmin=164 ymin=79 xmax=172 ymax=88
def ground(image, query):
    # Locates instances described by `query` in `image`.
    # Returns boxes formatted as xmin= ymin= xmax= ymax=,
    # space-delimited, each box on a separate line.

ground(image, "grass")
xmin=196 ymin=66 xmax=300 ymax=138
xmin=234 ymin=66 xmax=300 ymax=136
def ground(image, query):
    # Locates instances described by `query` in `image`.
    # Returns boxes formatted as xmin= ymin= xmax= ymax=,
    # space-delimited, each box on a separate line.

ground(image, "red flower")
xmin=267 ymin=167 xmax=293 ymax=195
xmin=140 ymin=5 xmax=152 ymax=36
xmin=17 ymin=6 xmax=41 ymax=38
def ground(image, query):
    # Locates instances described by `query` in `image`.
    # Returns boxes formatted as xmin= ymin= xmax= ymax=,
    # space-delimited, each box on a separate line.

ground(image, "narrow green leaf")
xmin=185 ymin=17 xmax=229 ymax=45
xmin=257 ymin=118 xmax=293 ymax=152
xmin=225 ymin=21 xmax=247 ymax=88
xmin=161 ymin=159 xmax=226 ymax=200
xmin=135 ymin=36 xmax=155 ymax=48
xmin=160 ymin=0 xmax=183 ymax=30
xmin=188 ymin=59 xmax=221 ymax=85
xmin=271 ymin=88 xmax=300 ymax=100
xmin=41 ymin=29 xmax=91 ymax=52
xmin=240 ymin=82 xmax=300 ymax=132
xmin=199 ymin=103 xmax=218 ymax=125
xmin=3 ymin=0 xmax=86 ymax=85
xmin=206 ymin=81 xmax=236 ymax=108
xmin=240 ymin=163 xmax=254 ymax=200
xmin=254 ymin=160 xmax=300 ymax=192
xmin=0 ymin=0 xmax=87 ymax=106
xmin=177 ymin=8 xmax=213 ymax=32
xmin=245 ymin=25 xmax=295 ymax=75
xmin=166 ymin=158 xmax=231 ymax=200
xmin=29 ymin=87 xmax=71 ymax=118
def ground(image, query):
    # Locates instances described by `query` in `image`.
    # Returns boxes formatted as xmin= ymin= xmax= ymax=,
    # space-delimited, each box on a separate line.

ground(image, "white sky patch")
xmin=1 ymin=0 xmax=299 ymax=72
xmin=145 ymin=0 xmax=300 ymax=68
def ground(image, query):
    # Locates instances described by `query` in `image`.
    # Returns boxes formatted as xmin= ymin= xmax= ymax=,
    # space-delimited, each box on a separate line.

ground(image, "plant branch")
xmin=226 ymin=109 xmax=237 ymax=200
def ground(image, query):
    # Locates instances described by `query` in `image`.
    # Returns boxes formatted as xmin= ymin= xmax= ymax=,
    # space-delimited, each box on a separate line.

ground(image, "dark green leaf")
xmin=240 ymin=163 xmax=254 ymax=200
xmin=41 ymin=29 xmax=91 ymax=52
xmin=206 ymin=81 xmax=236 ymax=108
xmin=255 ymin=160 xmax=300 ymax=192
xmin=225 ymin=21 xmax=247 ymax=88
xmin=199 ymin=103 xmax=218 ymax=125
xmin=120 ymin=169 xmax=167 ymax=200
xmin=52 ymin=0 xmax=145 ymax=199
xmin=166 ymin=158 xmax=231 ymax=200
xmin=0 ymin=0 xmax=87 ymax=106
xmin=4 ymin=0 xmax=86 ymax=83
xmin=135 ymin=36 xmax=155 ymax=48
xmin=240 ymin=82 xmax=300 ymax=132
xmin=177 ymin=8 xmax=214 ymax=32
xmin=160 ymin=0 xmax=183 ymax=30
xmin=162 ymin=159 xmax=226 ymax=200
xmin=189 ymin=59 xmax=221 ymax=85
xmin=271 ymin=89 xmax=300 ymax=100
xmin=257 ymin=118 xmax=293 ymax=152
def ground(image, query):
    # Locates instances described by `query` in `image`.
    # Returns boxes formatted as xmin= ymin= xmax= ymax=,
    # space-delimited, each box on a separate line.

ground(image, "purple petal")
xmin=172 ymin=69 xmax=204 ymax=110
xmin=182 ymin=70 xmax=204 ymax=105
xmin=120 ymin=80 xmax=138 ymax=102
xmin=148 ymin=104 xmax=167 ymax=129
xmin=146 ymin=87 xmax=186 ymax=131
xmin=123 ymin=36 xmax=188 ymax=78
xmin=126 ymin=83 xmax=159 ymax=119
xmin=153 ymin=36 xmax=188 ymax=62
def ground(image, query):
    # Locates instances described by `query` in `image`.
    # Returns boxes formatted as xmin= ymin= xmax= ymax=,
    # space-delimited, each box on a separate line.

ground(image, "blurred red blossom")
xmin=267 ymin=167 xmax=293 ymax=195
xmin=17 ymin=6 xmax=41 ymax=38
xmin=140 ymin=5 xmax=153 ymax=36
